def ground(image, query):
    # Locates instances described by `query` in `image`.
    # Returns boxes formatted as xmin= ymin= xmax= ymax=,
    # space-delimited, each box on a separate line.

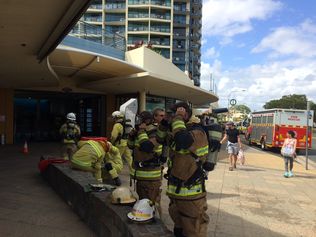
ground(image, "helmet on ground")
xmin=66 ymin=112 xmax=76 ymax=121
xmin=112 ymin=111 xmax=124 ymax=119
xmin=127 ymin=198 xmax=155 ymax=222
xmin=111 ymin=187 xmax=137 ymax=204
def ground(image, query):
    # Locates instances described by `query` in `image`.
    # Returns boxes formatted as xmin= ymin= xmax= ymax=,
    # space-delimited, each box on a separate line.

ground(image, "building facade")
xmin=75 ymin=0 xmax=202 ymax=86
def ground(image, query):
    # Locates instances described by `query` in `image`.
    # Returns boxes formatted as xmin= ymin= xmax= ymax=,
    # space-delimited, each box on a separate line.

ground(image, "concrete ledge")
xmin=42 ymin=163 xmax=172 ymax=237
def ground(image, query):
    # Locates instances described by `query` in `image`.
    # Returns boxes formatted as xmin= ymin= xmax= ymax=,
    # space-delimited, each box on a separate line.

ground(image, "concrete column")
xmin=139 ymin=91 xmax=146 ymax=112
xmin=106 ymin=94 xmax=115 ymax=139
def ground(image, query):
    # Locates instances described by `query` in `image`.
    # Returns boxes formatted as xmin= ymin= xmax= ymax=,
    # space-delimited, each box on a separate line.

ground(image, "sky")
xmin=200 ymin=0 xmax=316 ymax=111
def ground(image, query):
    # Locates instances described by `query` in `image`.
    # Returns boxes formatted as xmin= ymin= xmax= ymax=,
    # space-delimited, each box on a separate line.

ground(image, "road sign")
xmin=230 ymin=99 xmax=237 ymax=106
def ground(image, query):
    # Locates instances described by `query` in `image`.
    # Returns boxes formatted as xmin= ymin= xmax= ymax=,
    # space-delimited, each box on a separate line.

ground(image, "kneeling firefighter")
xmin=157 ymin=102 xmax=210 ymax=237
xmin=70 ymin=138 xmax=122 ymax=185
xmin=127 ymin=111 xmax=166 ymax=213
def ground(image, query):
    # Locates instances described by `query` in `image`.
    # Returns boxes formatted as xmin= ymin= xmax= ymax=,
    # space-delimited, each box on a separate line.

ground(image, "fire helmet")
xmin=111 ymin=187 xmax=137 ymax=205
xmin=127 ymin=198 xmax=155 ymax=222
xmin=66 ymin=112 xmax=76 ymax=121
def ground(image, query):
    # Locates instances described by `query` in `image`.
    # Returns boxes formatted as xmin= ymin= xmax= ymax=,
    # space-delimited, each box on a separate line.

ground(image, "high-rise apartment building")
xmin=77 ymin=0 xmax=201 ymax=86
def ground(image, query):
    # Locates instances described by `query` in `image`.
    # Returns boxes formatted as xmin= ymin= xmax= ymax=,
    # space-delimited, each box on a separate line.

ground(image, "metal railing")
xmin=69 ymin=20 xmax=126 ymax=51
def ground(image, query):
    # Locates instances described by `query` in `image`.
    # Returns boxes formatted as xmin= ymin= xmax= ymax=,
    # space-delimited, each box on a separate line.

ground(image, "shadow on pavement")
xmin=237 ymin=167 xmax=265 ymax=172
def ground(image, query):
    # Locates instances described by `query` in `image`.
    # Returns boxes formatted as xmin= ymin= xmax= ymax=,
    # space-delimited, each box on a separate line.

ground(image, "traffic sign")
xmin=230 ymin=99 xmax=237 ymax=106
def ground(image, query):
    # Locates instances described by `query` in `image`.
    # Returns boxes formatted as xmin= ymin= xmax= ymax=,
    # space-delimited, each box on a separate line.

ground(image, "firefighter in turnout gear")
xmin=111 ymin=111 xmax=133 ymax=171
xmin=59 ymin=112 xmax=81 ymax=160
xmin=71 ymin=138 xmax=123 ymax=185
xmin=157 ymin=102 xmax=210 ymax=237
xmin=201 ymin=110 xmax=223 ymax=171
xmin=127 ymin=111 xmax=165 ymax=212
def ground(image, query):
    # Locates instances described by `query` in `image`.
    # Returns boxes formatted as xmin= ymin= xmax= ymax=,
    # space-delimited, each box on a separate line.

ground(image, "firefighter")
xmin=59 ymin=112 xmax=81 ymax=160
xmin=157 ymin=102 xmax=210 ymax=237
xmin=127 ymin=111 xmax=165 ymax=213
xmin=70 ymin=139 xmax=122 ymax=186
xmin=111 ymin=111 xmax=133 ymax=171
xmin=201 ymin=110 xmax=223 ymax=171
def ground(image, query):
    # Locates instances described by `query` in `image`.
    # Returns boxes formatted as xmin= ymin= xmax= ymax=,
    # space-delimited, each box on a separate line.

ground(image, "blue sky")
xmin=200 ymin=0 xmax=316 ymax=111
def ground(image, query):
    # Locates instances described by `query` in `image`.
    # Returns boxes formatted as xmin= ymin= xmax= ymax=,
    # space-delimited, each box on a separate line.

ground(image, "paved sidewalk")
xmin=0 ymin=143 xmax=96 ymax=237
xmin=158 ymin=146 xmax=316 ymax=237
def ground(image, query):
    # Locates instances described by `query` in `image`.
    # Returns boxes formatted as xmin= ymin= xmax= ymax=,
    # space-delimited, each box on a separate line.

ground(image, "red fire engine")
xmin=246 ymin=109 xmax=313 ymax=150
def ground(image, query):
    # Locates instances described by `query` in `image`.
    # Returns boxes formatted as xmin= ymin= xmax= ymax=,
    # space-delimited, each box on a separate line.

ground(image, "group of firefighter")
xmin=59 ymin=102 xmax=223 ymax=237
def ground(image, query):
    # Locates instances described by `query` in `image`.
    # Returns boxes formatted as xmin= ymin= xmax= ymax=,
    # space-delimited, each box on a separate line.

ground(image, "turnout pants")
xmin=61 ymin=143 xmax=78 ymax=160
xmin=136 ymin=179 xmax=162 ymax=216
xmin=70 ymin=161 xmax=102 ymax=182
xmin=169 ymin=197 xmax=209 ymax=237
xmin=117 ymin=145 xmax=133 ymax=171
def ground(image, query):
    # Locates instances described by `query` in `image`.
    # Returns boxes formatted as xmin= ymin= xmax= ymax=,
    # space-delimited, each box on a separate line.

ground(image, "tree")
xmin=234 ymin=104 xmax=251 ymax=114
xmin=264 ymin=94 xmax=316 ymax=122
xmin=263 ymin=94 xmax=308 ymax=109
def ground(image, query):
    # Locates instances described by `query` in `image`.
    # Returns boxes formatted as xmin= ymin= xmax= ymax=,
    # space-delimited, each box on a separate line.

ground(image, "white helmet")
xmin=111 ymin=187 xmax=136 ymax=204
xmin=127 ymin=198 xmax=155 ymax=222
xmin=112 ymin=111 xmax=124 ymax=119
xmin=66 ymin=112 xmax=76 ymax=121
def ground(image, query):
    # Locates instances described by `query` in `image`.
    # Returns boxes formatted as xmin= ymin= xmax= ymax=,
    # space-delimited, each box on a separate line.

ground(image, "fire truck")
xmin=246 ymin=109 xmax=313 ymax=150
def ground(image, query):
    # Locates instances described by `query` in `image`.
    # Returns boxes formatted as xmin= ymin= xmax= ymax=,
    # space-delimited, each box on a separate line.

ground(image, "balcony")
xmin=151 ymin=0 xmax=171 ymax=7
xmin=172 ymin=57 xmax=185 ymax=64
xmin=128 ymin=0 xmax=149 ymax=5
xmin=105 ymin=3 xmax=126 ymax=11
xmin=128 ymin=13 xmax=149 ymax=18
xmin=87 ymin=4 xmax=103 ymax=10
xmin=150 ymin=39 xmax=170 ymax=46
xmin=150 ymin=26 xmax=170 ymax=33
xmin=128 ymin=26 xmax=149 ymax=32
xmin=151 ymin=13 xmax=171 ymax=20
xmin=68 ymin=20 xmax=126 ymax=54
xmin=84 ymin=16 xmax=102 ymax=23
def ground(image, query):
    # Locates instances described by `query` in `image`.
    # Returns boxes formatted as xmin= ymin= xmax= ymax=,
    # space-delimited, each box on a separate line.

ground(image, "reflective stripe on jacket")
xmin=71 ymin=140 xmax=105 ymax=168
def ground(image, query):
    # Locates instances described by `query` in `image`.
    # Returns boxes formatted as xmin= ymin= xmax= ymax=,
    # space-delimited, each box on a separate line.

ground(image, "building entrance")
xmin=14 ymin=90 xmax=105 ymax=142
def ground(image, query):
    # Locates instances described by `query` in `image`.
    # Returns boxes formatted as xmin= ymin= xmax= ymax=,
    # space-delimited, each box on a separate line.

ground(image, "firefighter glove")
xmin=139 ymin=140 xmax=154 ymax=153
xmin=174 ymin=130 xmax=194 ymax=151
xmin=203 ymin=161 xmax=216 ymax=171
xmin=105 ymin=163 xmax=113 ymax=171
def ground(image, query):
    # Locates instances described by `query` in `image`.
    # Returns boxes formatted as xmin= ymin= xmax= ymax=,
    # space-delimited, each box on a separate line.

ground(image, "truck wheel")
xmin=261 ymin=141 xmax=266 ymax=150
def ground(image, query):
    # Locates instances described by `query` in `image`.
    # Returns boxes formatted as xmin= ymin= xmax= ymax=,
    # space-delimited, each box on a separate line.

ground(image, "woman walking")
xmin=281 ymin=130 xmax=297 ymax=178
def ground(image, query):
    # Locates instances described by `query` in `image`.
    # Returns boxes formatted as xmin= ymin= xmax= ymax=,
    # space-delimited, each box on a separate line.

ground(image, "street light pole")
xmin=306 ymin=100 xmax=310 ymax=170
xmin=227 ymin=89 xmax=246 ymax=120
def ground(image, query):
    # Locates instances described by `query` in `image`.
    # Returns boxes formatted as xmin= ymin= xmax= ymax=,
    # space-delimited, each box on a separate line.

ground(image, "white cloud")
xmin=205 ymin=47 xmax=220 ymax=58
xmin=201 ymin=58 xmax=316 ymax=111
xmin=202 ymin=0 xmax=282 ymax=38
xmin=252 ymin=19 xmax=316 ymax=58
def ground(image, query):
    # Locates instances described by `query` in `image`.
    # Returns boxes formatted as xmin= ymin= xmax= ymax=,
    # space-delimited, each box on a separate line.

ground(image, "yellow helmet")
xmin=111 ymin=187 xmax=136 ymax=205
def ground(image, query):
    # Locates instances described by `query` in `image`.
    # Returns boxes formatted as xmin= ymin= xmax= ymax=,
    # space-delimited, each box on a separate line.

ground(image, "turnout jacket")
xmin=128 ymin=124 xmax=163 ymax=181
xmin=157 ymin=115 xmax=209 ymax=200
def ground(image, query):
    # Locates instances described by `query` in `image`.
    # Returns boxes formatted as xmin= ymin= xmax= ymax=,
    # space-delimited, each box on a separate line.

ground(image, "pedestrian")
xmin=110 ymin=111 xmax=133 ymax=171
xmin=127 ymin=111 xmax=165 ymax=215
xmin=157 ymin=102 xmax=209 ymax=237
xmin=281 ymin=130 xmax=297 ymax=178
xmin=59 ymin=112 xmax=81 ymax=160
xmin=220 ymin=121 xmax=242 ymax=171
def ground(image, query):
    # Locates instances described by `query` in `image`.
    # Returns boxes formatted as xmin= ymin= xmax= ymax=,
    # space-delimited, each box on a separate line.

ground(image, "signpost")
xmin=306 ymin=101 xmax=310 ymax=170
